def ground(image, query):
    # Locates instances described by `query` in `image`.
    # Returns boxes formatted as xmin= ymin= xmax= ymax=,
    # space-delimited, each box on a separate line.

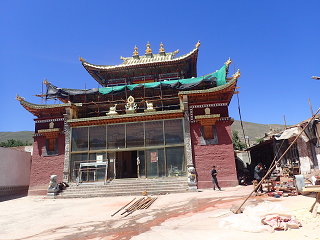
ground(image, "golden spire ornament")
xmin=145 ymin=41 xmax=152 ymax=54
xmin=159 ymin=42 xmax=165 ymax=53
xmin=133 ymin=45 xmax=139 ymax=56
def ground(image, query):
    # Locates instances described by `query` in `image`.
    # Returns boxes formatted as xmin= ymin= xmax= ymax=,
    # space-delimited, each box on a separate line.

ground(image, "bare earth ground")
xmin=0 ymin=185 xmax=319 ymax=240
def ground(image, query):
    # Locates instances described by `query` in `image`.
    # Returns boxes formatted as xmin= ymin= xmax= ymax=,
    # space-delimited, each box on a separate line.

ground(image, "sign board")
xmin=150 ymin=152 xmax=158 ymax=163
xmin=96 ymin=155 xmax=103 ymax=162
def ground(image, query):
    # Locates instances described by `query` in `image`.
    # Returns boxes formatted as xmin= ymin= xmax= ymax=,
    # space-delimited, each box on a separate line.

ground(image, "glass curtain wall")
xmin=70 ymin=119 xmax=186 ymax=180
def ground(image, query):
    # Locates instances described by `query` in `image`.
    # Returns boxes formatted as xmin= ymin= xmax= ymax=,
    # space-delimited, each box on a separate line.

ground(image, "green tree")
xmin=256 ymin=137 xmax=264 ymax=143
xmin=232 ymin=130 xmax=247 ymax=151
xmin=0 ymin=139 xmax=33 ymax=147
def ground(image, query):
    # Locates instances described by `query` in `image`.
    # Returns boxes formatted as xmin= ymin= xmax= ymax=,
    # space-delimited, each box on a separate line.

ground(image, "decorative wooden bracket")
xmin=38 ymin=128 xmax=61 ymax=139
xmin=195 ymin=114 xmax=220 ymax=125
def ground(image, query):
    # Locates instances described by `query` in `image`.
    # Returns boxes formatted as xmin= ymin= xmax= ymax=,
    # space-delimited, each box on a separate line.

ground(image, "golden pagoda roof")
xmin=81 ymin=41 xmax=200 ymax=70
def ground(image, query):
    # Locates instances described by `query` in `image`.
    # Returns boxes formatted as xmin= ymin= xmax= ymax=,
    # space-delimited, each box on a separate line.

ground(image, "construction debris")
xmin=111 ymin=196 xmax=157 ymax=217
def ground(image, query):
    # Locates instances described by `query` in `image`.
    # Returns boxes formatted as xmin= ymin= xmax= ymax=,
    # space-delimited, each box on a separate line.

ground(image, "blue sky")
xmin=1 ymin=1 xmax=320 ymax=132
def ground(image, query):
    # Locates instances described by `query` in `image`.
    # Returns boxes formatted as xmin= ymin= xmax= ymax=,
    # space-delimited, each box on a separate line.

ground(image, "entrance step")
xmin=56 ymin=177 xmax=188 ymax=198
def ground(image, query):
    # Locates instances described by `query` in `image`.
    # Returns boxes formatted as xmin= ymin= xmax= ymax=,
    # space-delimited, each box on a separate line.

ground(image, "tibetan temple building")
xmin=17 ymin=41 xmax=241 ymax=195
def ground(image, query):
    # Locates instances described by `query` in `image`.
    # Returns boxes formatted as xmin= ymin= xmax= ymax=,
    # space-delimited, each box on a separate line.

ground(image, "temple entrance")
xmin=115 ymin=151 xmax=138 ymax=179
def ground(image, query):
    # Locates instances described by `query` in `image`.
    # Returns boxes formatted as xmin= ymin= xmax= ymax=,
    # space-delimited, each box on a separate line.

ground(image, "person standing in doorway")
xmin=211 ymin=166 xmax=221 ymax=191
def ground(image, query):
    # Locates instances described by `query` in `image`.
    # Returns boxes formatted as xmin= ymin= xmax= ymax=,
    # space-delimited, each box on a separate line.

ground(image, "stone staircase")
xmin=56 ymin=177 xmax=188 ymax=198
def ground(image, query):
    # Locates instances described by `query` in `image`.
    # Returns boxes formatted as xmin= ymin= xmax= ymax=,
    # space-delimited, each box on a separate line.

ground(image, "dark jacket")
xmin=254 ymin=165 xmax=264 ymax=181
xmin=211 ymin=169 xmax=217 ymax=178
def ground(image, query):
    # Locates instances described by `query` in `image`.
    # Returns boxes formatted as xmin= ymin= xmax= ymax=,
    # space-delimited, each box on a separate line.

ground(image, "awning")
xmin=275 ymin=127 xmax=309 ymax=142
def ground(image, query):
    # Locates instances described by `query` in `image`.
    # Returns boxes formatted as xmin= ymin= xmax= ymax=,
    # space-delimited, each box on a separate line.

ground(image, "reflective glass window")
xmin=89 ymin=152 xmax=107 ymax=181
xmin=70 ymin=153 xmax=88 ymax=181
xmin=145 ymin=121 xmax=164 ymax=146
xmin=126 ymin=122 xmax=144 ymax=148
xmin=146 ymin=148 xmax=164 ymax=178
xmin=138 ymin=150 xmax=145 ymax=178
xmin=107 ymin=124 xmax=125 ymax=149
xmin=71 ymin=127 xmax=88 ymax=151
xmin=166 ymin=146 xmax=186 ymax=177
xmin=89 ymin=125 xmax=106 ymax=150
xmin=164 ymin=119 xmax=184 ymax=145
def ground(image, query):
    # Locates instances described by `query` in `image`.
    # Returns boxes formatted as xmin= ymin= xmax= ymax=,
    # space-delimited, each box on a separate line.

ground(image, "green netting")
xmin=179 ymin=76 xmax=203 ymax=84
xmin=99 ymin=85 xmax=126 ymax=94
xmin=98 ymin=64 xmax=227 ymax=95
xmin=215 ymin=64 xmax=226 ymax=86
xmin=143 ymin=82 xmax=160 ymax=88
xmin=161 ymin=79 xmax=180 ymax=85
xmin=126 ymin=84 xmax=140 ymax=91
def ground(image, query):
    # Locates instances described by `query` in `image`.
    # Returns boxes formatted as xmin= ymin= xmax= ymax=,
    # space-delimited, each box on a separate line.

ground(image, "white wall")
xmin=0 ymin=147 xmax=31 ymax=187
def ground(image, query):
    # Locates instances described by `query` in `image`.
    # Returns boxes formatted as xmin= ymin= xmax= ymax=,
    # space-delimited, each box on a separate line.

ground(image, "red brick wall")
xmin=28 ymin=134 xmax=65 ymax=195
xmin=191 ymin=120 xmax=238 ymax=189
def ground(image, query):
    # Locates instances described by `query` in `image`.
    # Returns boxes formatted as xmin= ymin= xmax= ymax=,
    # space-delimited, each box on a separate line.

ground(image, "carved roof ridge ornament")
xmin=145 ymin=41 xmax=152 ymax=54
xmin=43 ymin=78 xmax=50 ymax=85
xmin=133 ymin=45 xmax=139 ymax=56
xmin=15 ymin=94 xmax=25 ymax=102
xmin=195 ymin=40 xmax=200 ymax=49
xmin=79 ymin=56 xmax=85 ymax=62
xmin=174 ymin=49 xmax=179 ymax=54
xmin=107 ymin=104 xmax=118 ymax=115
xmin=232 ymin=69 xmax=241 ymax=79
xmin=225 ymin=57 xmax=232 ymax=68
xmin=159 ymin=42 xmax=165 ymax=53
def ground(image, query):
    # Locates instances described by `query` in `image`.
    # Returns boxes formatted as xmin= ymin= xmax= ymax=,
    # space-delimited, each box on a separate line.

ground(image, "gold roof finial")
xmin=15 ymin=94 xmax=25 ymax=102
xmin=79 ymin=56 xmax=85 ymax=62
xmin=43 ymin=78 xmax=50 ymax=85
xmin=225 ymin=57 xmax=232 ymax=67
xmin=159 ymin=42 xmax=165 ymax=53
xmin=145 ymin=41 xmax=152 ymax=54
xmin=195 ymin=40 xmax=201 ymax=49
xmin=174 ymin=49 xmax=179 ymax=54
xmin=232 ymin=69 xmax=241 ymax=79
xmin=133 ymin=45 xmax=139 ymax=56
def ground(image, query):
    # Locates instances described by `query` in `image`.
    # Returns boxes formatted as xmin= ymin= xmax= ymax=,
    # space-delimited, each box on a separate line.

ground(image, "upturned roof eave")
xmin=178 ymin=77 xmax=238 ymax=96
xmin=81 ymin=46 xmax=198 ymax=71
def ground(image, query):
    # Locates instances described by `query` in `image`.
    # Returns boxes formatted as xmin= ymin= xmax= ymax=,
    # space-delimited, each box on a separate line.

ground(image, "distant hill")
xmin=231 ymin=120 xmax=286 ymax=145
xmin=0 ymin=121 xmax=285 ymax=146
xmin=0 ymin=131 xmax=34 ymax=143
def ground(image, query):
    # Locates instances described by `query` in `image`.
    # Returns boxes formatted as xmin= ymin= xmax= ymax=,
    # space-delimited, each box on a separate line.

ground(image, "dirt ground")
xmin=0 ymin=185 xmax=319 ymax=240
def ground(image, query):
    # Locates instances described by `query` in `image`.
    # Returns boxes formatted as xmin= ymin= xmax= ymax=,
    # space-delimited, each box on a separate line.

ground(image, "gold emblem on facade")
xmin=126 ymin=96 xmax=137 ymax=113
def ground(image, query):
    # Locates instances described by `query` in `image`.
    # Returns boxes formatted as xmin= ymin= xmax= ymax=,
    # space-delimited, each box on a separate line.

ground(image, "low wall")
xmin=0 ymin=147 xmax=31 ymax=197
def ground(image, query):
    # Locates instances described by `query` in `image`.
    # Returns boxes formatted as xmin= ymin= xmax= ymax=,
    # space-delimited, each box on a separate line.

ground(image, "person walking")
xmin=211 ymin=166 xmax=221 ymax=191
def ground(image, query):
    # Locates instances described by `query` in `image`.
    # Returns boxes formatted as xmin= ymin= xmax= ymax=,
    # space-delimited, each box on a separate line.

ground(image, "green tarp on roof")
xmin=45 ymin=64 xmax=228 ymax=99
xmin=98 ymin=64 xmax=228 ymax=95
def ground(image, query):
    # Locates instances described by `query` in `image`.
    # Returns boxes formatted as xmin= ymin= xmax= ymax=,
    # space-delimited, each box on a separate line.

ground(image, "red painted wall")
xmin=28 ymin=134 xmax=65 ymax=195
xmin=191 ymin=120 xmax=238 ymax=189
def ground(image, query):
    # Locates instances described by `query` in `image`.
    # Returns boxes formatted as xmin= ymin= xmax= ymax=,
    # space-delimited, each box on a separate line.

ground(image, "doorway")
xmin=115 ymin=151 xmax=138 ymax=179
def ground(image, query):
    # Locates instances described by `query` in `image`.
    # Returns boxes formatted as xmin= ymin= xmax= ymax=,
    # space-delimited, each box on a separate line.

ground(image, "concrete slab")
xmin=0 ymin=185 xmax=319 ymax=240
